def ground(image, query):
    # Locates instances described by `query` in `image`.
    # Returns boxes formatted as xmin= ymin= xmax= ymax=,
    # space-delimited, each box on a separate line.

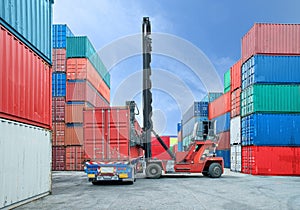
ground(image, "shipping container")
xmin=65 ymin=124 xmax=84 ymax=146
xmin=208 ymin=92 xmax=231 ymax=120
xmin=177 ymin=141 xmax=183 ymax=152
xmin=201 ymin=92 xmax=223 ymax=103
xmin=224 ymin=69 xmax=231 ymax=93
xmin=83 ymin=107 xmax=143 ymax=161
xmin=65 ymin=102 xmax=92 ymax=124
xmin=66 ymin=36 xmax=110 ymax=87
xmin=52 ymin=73 xmax=66 ymax=97
xmin=230 ymin=116 xmax=241 ymax=145
xmin=170 ymin=137 xmax=178 ymax=147
xmin=230 ymin=60 xmax=242 ymax=91
xmin=52 ymin=122 xmax=65 ymax=146
xmin=216 ymin=149 xmax=230 ymax=168
xmin=242 ymin=23 xmax=300 ymax=63
xmin=177 ymin=130 xmax=182 ymax=142
xmin=213 ymin=112 xmax=230 ymax=134
xmin=230 ymin=144 xmax=241 ymax=172
xmin=66 ymin=80 xmax=109 ymax=107
xmin=52 ymin=97 xmax=65 ymax=122
xmin=177 ymin=122 xmax=182 ymax=133
xmin=242 ymin=55 xmax=300 ymax=89
xmin=216 ymin=131 xmax=230 ymax=150
xmin=67 ymin=58 xmax=110 ymax=102
xmin=52 ymin=24 xmax=74 ymax=48
xmin=241 ymin=84 xmax=300 ymax=117
xmin=242 ymin=146 xmax=300 ymax=175
xmin=0 ymin=25 xmax=52 ymax=129
xmin=0 ymin=0 xmax=53 ymax=63
xmin=231 ymin=88 xmax=241 ymax=118
xmin=182 ymin=101 xmax=208 ymax=124
xmin=52 ymin=146 xmax=66 ymax=171
xmin=241 ymin=113 xmax=300 ymax=146
xmin=0 ymin=118 xmax=51 ymax=209
xmin=52 ymin=49 xmax=67 ymax=72
xmin=65 ymin=146 xmax=84 ymax=171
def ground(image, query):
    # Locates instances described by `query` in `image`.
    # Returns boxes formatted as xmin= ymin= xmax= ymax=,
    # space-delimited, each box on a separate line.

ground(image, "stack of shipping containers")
xmin=66 ymin=36 xmax=110 ymax=170
xmin=177 ymin=122 xmax=182 ymax=152
xmin=241 ymin=23 xmax=300 ymax=175
xmin=52 ymin=24 xmax=74 ymax=171
xmin=0 ymin=0 xmax=53 ymax=208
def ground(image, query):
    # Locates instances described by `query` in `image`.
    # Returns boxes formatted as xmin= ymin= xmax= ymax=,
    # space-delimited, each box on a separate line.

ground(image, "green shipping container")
xmin=241 ymin=84 xmax=300 ymax=117
xmin=224 ymin=70 xmax=231 ymax=93
xmin=0 ymin=0 xmax=54 ymax=64
xmin=66 ymin=36 xmax=110 ymax=88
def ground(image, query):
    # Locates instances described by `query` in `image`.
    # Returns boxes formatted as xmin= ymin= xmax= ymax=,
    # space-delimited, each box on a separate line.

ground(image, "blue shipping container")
xmin=52 ymin=24 xmax=74 ymax=48
xmin=241 ymin=113 xmax=300 ymax=146
xmin=216 ymin=150 xmax=230 ymax=168
xmin=0 ymin=0 xmax=53 ymax=64
xmin=177 ymin=122 xmax=182 ymax=132
xmin=242 ymin=55 xmax=300 ymax=89
xmin=52 ymin=73 xmax=66 ymax=97
xmin=182 ymin=101 xmax=208 ymax=124
xmin=177 ymin=141 xmax=183 ymax=152
xmin=214 ymin=112 xmax=230 ymax=134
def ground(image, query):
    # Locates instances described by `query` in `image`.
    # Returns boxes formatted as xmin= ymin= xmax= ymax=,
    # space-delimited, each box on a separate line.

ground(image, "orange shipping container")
xmin=231 ymin=88 xmax=241 ymax=118
xmin=230 ymin=60 xmax=242 ymax=91
xmin=216 ymin=131 xmax=230 ymax=150
xmin=52 ymin=122 xmax=65 ymax=146
xmin=67 ymin=58 xmax=110 ymax=103
xmin=208 ymin=92 xmax=231 ymax=120
xmin=65 ymin=124 xmax=83 ymax=146
xmin=65 ymin=103 xmax=91 ymax=124
xmin=52 ymin=49 xmax=66 ymax=72
xmin=65 ymin=146 xmax=84 ymax=171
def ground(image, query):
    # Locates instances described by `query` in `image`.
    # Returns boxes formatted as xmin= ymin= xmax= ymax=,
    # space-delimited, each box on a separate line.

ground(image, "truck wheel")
xmin=208 ymin=163 xmax=222 ymax=178
xmin=146 ymin=163 xmax=162 ymax=179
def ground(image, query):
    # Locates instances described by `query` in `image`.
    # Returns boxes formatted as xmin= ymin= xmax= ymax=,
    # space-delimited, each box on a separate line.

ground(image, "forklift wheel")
xmin=146 ymin=163 xmax=162 ymax=179
xmin=208 ymin=163 xmax=222 ymax=178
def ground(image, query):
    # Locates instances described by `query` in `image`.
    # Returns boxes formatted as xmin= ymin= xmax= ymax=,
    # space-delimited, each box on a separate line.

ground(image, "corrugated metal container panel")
xmin=242 ymin=146 xmax=300 ymax=175
xmin=52 ymin=24 xmax=74 ymax=49
xmin=230 ymin=60 xmax=242 ymax=91
xmin=177 ymin=122 xmax=182 ymax=132
xmin=216 ymin=149 xmax=230 ymax=168
xmin=65 ymin=146 xmax=84 ymax=171
xmin=216 ymin=131 xmax=230 ymax=150
xmin=241 ymin=84 xmax=300 ymax=117
xmin=214 ymin=112 xmax=230 ymax=134
xmin=231 ymin=88 xmax=241 ymax=118
xmin=0 ymin=0 xmax=53 ymax=63
xmin=0 ymin=25 xmax=52 ymax=129
xmin=52 ymin=49 xmax=67 ymax=72
xmin=182 ymin=102 xmax=208 ymax=124
xmin=208 ymin=92 xmax=231 ymax=120
xmin=241 ymin=113 xmax=300 ymax=146
xmin=224 ymin=69 xmax=231 ymax=93
xmin=52 ymin=97 xmax=65 ymax=122
xmin=230 ymin=144 xmax=241 ymax=172
xmin=52 ymin=122 xmax=65 ymax=146
xmin=66 ymin=36 xmax=110 ymax=88
xmin=65 ymin=102 xmax=92 ymax=124
xmin=67 ymin=58 xmax=110 ymax=103
xmin=83 ymin=107 xmax=138 ymax=161
xmin=242 ymin=55 xmax=300 ymax=89
xmin=230 ymin=116 xmax=241 ymax=145
xmin=242 ymin=23 xmax=300 ymax=63
xmin=52 ymin=73 xmax=66 ymax=97
xmin=201 ymin=92 xmax=223 ymax=103
xmin=66 ymin=80 xmax=109 ymax=107
xmin=65 ymin=124 xmax=83 ymax=146
xmin=177 ymin=141 xmax=183 ymax=152
xmin=0 ymin=118 xmax=51 ymax=209
xmin=52 ymin=146 xmax=66 ymax=171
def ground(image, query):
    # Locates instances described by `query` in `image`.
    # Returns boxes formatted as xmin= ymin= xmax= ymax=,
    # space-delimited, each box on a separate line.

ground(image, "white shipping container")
xmin=230 ymin=144 xmax=242 ymax=172
xmin=230 ymin=116 xmax=241 ymax=144
xmin=0 ymin=118 xmax=52 ymax=209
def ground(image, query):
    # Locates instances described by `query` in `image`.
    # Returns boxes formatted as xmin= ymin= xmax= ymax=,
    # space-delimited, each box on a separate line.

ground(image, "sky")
xmin=53 ymin=0 xmax=300 ymax=135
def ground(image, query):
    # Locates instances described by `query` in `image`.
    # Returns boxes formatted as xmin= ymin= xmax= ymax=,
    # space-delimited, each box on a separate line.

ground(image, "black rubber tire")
xmin=92 ymin=181 xmax=99 ymax=185
xmin=145 ymin=163 xmax=162 ymax=179
xmin=202 ymin=172 xmax=209 ymax=177
xmin=208 ymin=163 xmax=222 ymax=178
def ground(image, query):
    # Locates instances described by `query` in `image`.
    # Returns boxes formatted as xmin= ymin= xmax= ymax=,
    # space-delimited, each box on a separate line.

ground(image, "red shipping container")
xmin=231 ymin=88 xmax=241 ymax=118
xmin=83 ymin=107 xmax=142 ymax=161
xmin=242 ymin=146 xmax=300 ymax=175
xmin=52 ymin=97 xmax=65 ymax=122
xmin=65 ymin=146 xmax=84 ymax=171
xmin=230 ymin=60 xmax=242 ymax=91
xmin=52 ymin=49 xmax=66 ymax=72
xmin=52 ymin=146 xmax=66 ymax=171
xmin=216 ymin=131 xmax=230 ymax=150
xmin=151 ymin=136 xmax=170 ymax=158
xmin=242 ymin=23 xmax=300 ymax=62
xmin=67 ymin=58 xmax=110 ymax=103
xmin=65 ymin=103 xmax=91 ymax=124
xmin=65 ymin=125 xmax=83 ymax=146
xmin=52 ymin=122 xmax=65 ymax=146
xmin=0 ymin=25 xmax=52 ymax=129
xmin=66 ymin=81 xmax=109 ymax=107
xmin=208 ymin=92 xmax=231 ymax=120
